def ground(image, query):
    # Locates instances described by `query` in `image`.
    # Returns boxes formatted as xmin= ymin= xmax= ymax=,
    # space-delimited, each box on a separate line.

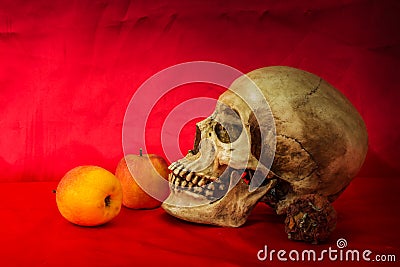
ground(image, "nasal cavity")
xmin=191 ymin=125 xmax=201 ymax=155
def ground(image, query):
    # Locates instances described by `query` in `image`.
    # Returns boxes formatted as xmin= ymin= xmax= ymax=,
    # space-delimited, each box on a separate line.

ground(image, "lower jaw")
xmin=161 ymin=179 xmax=272 ymax=227
xmin=163 ymin=188 xmax=211 ymax=207
xmin=161 ymin=185 xmax=248 ymax=227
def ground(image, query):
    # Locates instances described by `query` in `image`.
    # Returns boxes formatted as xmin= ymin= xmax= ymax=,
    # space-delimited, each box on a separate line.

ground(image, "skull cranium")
xmin=162 ymin=66 xmax=368 ymax=243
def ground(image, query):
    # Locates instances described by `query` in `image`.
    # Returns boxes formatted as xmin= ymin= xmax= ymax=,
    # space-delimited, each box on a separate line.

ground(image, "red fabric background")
xmin=0 ymin=0 xmax=399 ymax=266
xmin=0 ymin=0 xmax=399 ymax=180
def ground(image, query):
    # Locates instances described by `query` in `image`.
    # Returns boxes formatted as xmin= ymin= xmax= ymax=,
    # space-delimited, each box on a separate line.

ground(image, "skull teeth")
xmin=168 ymin=161 xmax=232 ymax=201
xmin=192 ymin=176 xmax=199 ymax=184
xmin=168 ymin=162 xmax=226 ymax=192
xmin=193 ymin=187 xmax=203 ymax=193
xmin=179 ymin=169 xmax=188 ymax=177
xmin=197 ymin=178 xmax=206 ymax=187
xmin=168 ymin=163 xmax=272 ymax=200
xmin=168 ymin=162 xmax=178 ymax=170
xmin=172 ymin=165 xmax=183 ymax=176
xmin=185 ymin=172 xmax=194 ymax=181
xmin=207 ymin=183 xmax=215 ymax=190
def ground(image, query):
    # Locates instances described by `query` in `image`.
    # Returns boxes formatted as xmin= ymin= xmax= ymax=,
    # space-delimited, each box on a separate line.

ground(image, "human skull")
xmin=162 ymin=66 xmax=368 ymax=243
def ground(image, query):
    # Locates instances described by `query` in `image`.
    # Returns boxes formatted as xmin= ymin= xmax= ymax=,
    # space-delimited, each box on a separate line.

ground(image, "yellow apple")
xmin=56 ymin=166 xmax=122 ymax=226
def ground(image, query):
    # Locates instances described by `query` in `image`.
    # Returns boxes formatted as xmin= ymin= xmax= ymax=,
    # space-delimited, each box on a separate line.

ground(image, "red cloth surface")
xmin=1 ymin=178 xmax=399 ymax=267
xmin=1 ymin=0 xmax=400 ymax=266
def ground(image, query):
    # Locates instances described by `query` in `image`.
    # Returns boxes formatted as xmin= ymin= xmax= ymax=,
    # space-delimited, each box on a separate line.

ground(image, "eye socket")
xmin=215 ymin=122 xmax=230 ymax=143
xmin=215 ymin=109 xmax=243 ymax=143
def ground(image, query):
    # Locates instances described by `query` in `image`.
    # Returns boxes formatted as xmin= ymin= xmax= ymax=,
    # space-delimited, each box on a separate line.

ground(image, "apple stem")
xmin=140 ymin=148 xmax=142 ymax=157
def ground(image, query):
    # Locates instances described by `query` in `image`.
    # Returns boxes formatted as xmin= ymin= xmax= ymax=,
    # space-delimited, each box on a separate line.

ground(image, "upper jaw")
xmin=167 ymin=161 xmax=228 ymax=202
xmin=168 ymin=160 xmax=218 ymax=187
xmin=167 ymin=160 xmax=272 ymax=202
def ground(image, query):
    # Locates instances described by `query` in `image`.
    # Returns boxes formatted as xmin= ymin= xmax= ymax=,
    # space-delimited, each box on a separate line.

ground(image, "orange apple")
xmin=115 ymin=150 xmax=170 ymax=209
xmin=55 ymin=166 xmax=123 ymax=226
